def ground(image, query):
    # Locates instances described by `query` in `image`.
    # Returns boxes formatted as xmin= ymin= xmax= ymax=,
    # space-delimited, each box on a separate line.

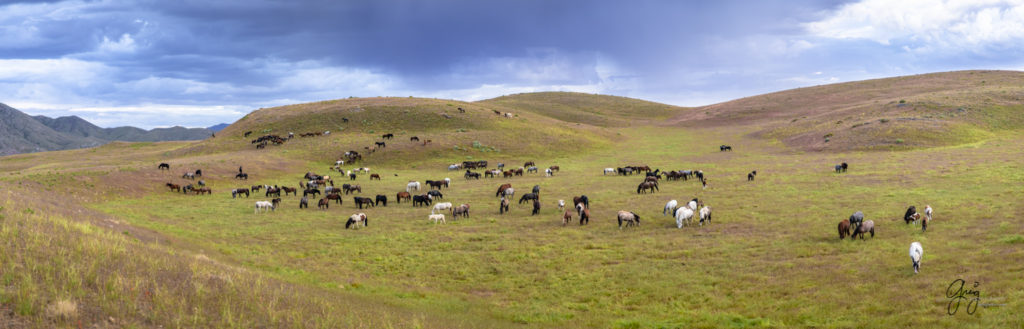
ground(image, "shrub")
xmin=899 ymin=99 xmax=906 ymax=103
xmin=880 ymin=118 xmax=890 ymax=123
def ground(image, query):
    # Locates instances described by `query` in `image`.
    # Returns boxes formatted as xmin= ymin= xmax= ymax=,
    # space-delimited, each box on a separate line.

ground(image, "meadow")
xmin=2 ymin=78 xmax=1024 ymax=328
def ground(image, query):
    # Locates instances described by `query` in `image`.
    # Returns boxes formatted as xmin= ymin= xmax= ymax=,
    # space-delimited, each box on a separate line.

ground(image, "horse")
xmin=849 ymin=211 xmax=864 ymax=232
xmin=396 ymin=192 xmax=411 ymax=203
xmin=636 ymin=181 xmax=658 ymax=194
xmin=562 ymin=210 xmax=573 ymax=226
xmin=720 ymin=145 xmax=732 ymax=151
xmin=834 ymin=164 xmax=843 ymax=173
xmin=193 ymin=187 xmax=212 ymax=195
xmin=304 ymin=189 xmax=320 ymax=197
xmin=231 ymin=188 xmax=250 ymax=198
xmin=924 ymin=205 xmax=933 ymax=221
xmin=354 ymin=197 xmax=375 ymax=209
xmin=282 ymin=187 xmax=297 ymax=196
xmin=851 ymin=220 xmax=875 ymax=239
xmin=443 ymin=178 xmax=451 ymax=188
xmin=503 ymin=171 xmax=514 ymax=178
xmin=545 ymin=168 xmax=553 ymax=177
xmin=838 ymin=219 xmax=851 ymax=239
xmin=346 ymin=213 xmax=368 ymax=229
xmin=317 ymin=198 xmax=329 ymax=210
xmin=432 ymin=202 xmax=453 ymax=215
xmin=699 ymin=206 xmax=712 ymax=226
xmin=497 ymin=163 xmax=505 ymax=170
xmin=549 ymin=166 xmax=559 ymax=172
xmin=499 ymin=197 xmax=511 ymax=214
xmin=429 ymin=214 xmax=446 ymax=224
xmin=531 ymin=199 xmax=541 ymax=215
xmin=675 ymin=207 xmax=695 ymax=228
xmin=166 ymin=183 xmax=181 ymax=192
xmin=344 ymin=185 xmax=361 ymax=194
xmin=427 ymin=180 xmax=444 ymax=190
xmin=747 ymin=172 xmax=755 ymax=181
xmin=573 ymin=195 xmax=590 ymax=210
xmin=841 ymin=162 xmax=848 ymax=172
xmin=464 ymin=171 xmax=480 ymax=179
xmin=603 ymin=168 xmax=615 ymax=175
xmin=255 ymin=201 xmax=276 ymax=213
xmin=326 ymin=192 xmax=343 ymax=205
xmin=496 ymin=184 xmax=512 ymax=198
xmin=235 ymin=173 xmax=248 ymax=180
xmin=427 ymin=190 xmax=443 ymax=200
xmin=265 ymin=186 xmax=281 ymax=197
xmin=271 ymin=198 xmax=282 ymax=208
xmin=251 ymin=185 xmax=263 ymax=192
xmin=375 ymin=141 xmax=386 ymax=148
xmin=375 ymin=195 xmax=388 ymax=206
xmin=370 ymin=174 xmax=381 ymax=180
xmin=527 ymin=166 xmax=538 ymax=173
xmin=349 ymin=173 xmax=357 ymax=180
xmin=518 ymin=193 xmax=538 ymax=204
xmin=909 ymin=242 xmax=923 ymax=274
xmin=244 ymin=131 xmax=252 ymax=137
xmin=524 ymin=161 xmax=535 ymax=167
xmin=182 ymin=172 xmax=195 ymax=180
xmin=617 ymin=211 xmax=640 ymax=229
xmin=664 ymin=200 xmax=678 ymax=216
xmin=904 ymin=206 xmax=918 ymax=225
xmin=407 ymin=181 xmax=421 ymax=192
xmin=411 ymin=136 xmax=420 ymax=141
xmin=413 ymin=195 xmax=432 ymax=207
xmin=578 ymin=204 xmax=590 ymax=225
xmin=514 ymin=168 xmax=524 ymax=176
xmin=158 ymin=163 xmax=170 ymax=170
xmin=452 ymin=204 xmax=470 ymax=219
xmin=532 ymin=185 xmax=540 ymax=194
xmin=194 ymin=169 xmax=202 ymax=177
xmin=558 ymin=200 xmax=565 ymax=212
xmin=299 ymin=196 xmax=309 ymax=208
xmin=382 ymin=133 xmax=394 ymax=140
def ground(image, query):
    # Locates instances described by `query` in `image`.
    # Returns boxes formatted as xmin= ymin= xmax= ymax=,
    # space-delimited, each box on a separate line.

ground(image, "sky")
xmin=2 ymin=0 xmax=1024 ymax=129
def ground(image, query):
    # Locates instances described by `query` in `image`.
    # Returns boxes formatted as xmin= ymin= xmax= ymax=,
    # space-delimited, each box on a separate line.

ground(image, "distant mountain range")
xmin=0 ymin=102 xmax=217 ymax=156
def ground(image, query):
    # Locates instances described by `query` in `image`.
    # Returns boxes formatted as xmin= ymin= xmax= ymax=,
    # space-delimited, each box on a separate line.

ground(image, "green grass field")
xmin=2 ymin=80 xmax=1024 ymax=328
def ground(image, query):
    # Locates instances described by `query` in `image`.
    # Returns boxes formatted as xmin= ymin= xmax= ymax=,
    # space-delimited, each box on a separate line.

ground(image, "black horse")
xmin=518 ymin=193 xmax=538 ymax=204
xmin=720 ymin=145 xmax=732 ymax=151
xmin=304 ymin=189 xmax=321 ymax=197
xmin=354 ymin=197 xmax=375 ymax=209
xmin=413 ymin=195 xmax=431 ymax=207
xmin=531 ymin=199 xmax=540 ymax=215
xmin=532 ymin=185 xmax=540 ymax=194
xmin=427 ymin=190 xmax=443 ymax=200
xmin=375 ymin=195 xmax=388 ymax=206
xmin=235 ymin=173 xmax=248 ymax=180
xmin=158 ymin=163 xmax=170 ymax=170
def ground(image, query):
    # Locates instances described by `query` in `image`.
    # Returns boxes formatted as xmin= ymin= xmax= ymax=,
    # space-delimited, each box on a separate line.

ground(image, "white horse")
xmin=429 ymin=214 xmax=446 ymax=224
xmin=503 ymin=187 xmax=515 ymax=200
xmin=444 ymin=177 xmax=451 ymax=187
xmin=335 ymin=160 xmax=345 ymax=166
xmin=407 ymin=181 xmax=421 ymax=192
xmin=924 ymin=205 xmax=933 ymax=221
xmin=432 ymin=202 xmax=453 ymax=215
xmin=255 ymin=201 xmax=275 ymax=214
xmin=699 ymin=206 xmax=712 ymax=226
xmin=558 ymin=200 xmax=565 ymax=212
xmin=687 ymin=200 xmax=698 ymax=211
xmin=604 ymin=168 xmax=615 ymax=175
xmin=909 ymin=242 xmax=923 ymax=274
xmin=664 ymin=200 xmax=678 ymax=216
xmin=448 ymin=164 xmax=460 ymax=170
xmin=675 ymin=207 xmax=694 ymax=228
xmin=345 ymin=213 xmax=368 ymax=229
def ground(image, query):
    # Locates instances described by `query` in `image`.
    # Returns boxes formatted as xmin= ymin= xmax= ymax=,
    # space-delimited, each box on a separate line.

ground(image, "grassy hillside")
xmin=478 ymin=92 xmax=688 ymax=127
xmin=674 ymin=70 xmax=1024 ymax=151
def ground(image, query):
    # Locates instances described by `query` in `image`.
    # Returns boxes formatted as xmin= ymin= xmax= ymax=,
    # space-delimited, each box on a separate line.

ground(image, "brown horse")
xmin=396 ymin=191 xmax=411 ymax=203
xmin=524 ymin=161 xmax=535 ymax=167
xmin=326 ymin=192 xmax=343 ymax=204
xmin=282 ymin=186 xmax=298 ymax=196
xmin=838 ymin=219 xmax=851 ymax=239
xmin=562 ymin=210 xmax=573 ymax=226
xmin=503 ymin=171 xmax=514 ymax=178
xmin=193 ymin=187 xmax=212 ymax=195
xmin=514 ymin=168 xmax=524 ymax=176
xmin=636 ymin=181 xmax=658 ymax=194
xmin=165 ymin=183 xmax=181 ymax=192
xmin=579 ymin=206 xmax=590 ymax=225
xmin=370 ymin=174 xmax=381 ymax=180
xmin=318 ymin=198 xmax=329 ymax=210
xmin=496 ymin=184 xmax=512 ymax=197
xmin=549 ymin=166 xmax=559 ymax=172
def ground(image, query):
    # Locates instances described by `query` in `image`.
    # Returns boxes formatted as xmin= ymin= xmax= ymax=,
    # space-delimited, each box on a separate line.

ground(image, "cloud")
xmin=806 ymin=0 xmax=1024 ymax=53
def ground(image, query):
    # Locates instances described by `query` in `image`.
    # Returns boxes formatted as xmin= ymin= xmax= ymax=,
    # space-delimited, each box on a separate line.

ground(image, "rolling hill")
xmin=477 ymin=91 xmax=687 ymax=127
xmin=674 ymin=70 xmax=1024 ymax=151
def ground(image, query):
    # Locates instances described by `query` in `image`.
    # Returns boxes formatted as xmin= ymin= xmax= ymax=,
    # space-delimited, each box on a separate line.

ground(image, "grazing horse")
xmin=396 ymin=192 xmax=411 ymax=203
xmin=838 ymin=219 xmax=851 ymax=239
xmin=413 ymin=195 xmax=432 ymax=207
xmin=664 ymin=200 xmax=678 ymax=216
xmin=617 ymin=211 xmax=641 ymax=229
xmin=281 ymin=187 xmax=297 ymax=196
xmin=527 ymin=166 xmax=538 ymax=173
xmin=531 ymin=199 xmax=541 ymax=215
xmin=375 ymin=141 xmax=386 ymax=148
xmin=250 ymin=185 xmax=263 ymax=192
xmin=304 ymin=189 xmax=320 ymax=197
xmin=382 ymin=133 xmax=394 ymax=140
xmin=427 ymin=180 xmax=444 ymax=190
xmin=346 ymin=213 xmax=368 ymax=229
xmin=255 ymin=201 xmax=275 ymax=213
xmin=429 ymin=214 xmax=446 ymax=224
xmin=464 ymin=171 xmax=480 ymax=179
xmin=549 ymin=166 xmax=559 ymax=172
xmin=407 ymin=181 xmax=421 ymax=192
xmin=265 ymin=186 xmax=281 ymax=197
xmin=236 ymin=173 xmax=248 ymax=180
xmin=370 ymin=174 xmax=381 ymax=180
xmin=699 ymin=206 xmax=712 ymax=226
xmin=432 ymin=202 xmax=453 ymax=215
xmin=194 ymin=169 xmax=203 ymax=177
xmin=326 ymin=193 xmax=343 ymax=205
xmin=636 ymin=181 xmax=658 ymax=194
xmin=524 ymin=161 xmax=535 ymax=167
xmin=427 ymin=190 xmax=443 ymax=200
xmin=904 ymin=206 xmax=918 ymax=225
xmin=317 ymin=198 xmax=329 ymax=210
xmin=675 ymin=207 xmax=695 ymax=228
xmin=344 ymin=185 xmax=361 ymax=194
xmin=158 ymin=163 xmax=170 ymax=170
xmin=603 ymin=168 xmax=615 ymax=175
xmin=496 ymin=184 xmax=512 ymax=198
xmin=231 ymin=188 xmax=250 ymax=198
xmin=910 ymin=242 xmax=923 ymax=274
xmin=499 ymin=197 xmax=510 ymax=214
xmin=299 ymin=196 xmax=309 ymax=208
xmin=578 ymin=204 xmax=590 ymax=225
xmin=193 ymin=187 xmax=212 ymax=195
xmin=720 ymin=145 xmax=732 ymax=151
xmin=834 ymin=164 xmax=843 ymax=173
xmin=182 ymin=172 xmax=195 ymax=180
xmin=452 ymin=204 xmax=470 ymax=219
xmin=518 ymin=193 xmax=538 ymax=204
xmin=545 ymin=168 xmax=553 ymax=177
xmin=411 ymin=136 xmax=420 ymax=141
xmin=354 ymin=197 xmax=375 ymax=209
xmin=558 ymin=200 xmax=565 ymax=212
xmin=503 ymin=170 xmax=514 ymax=178
xmin=562 ymin=210 xmax=573 ymax=226
xmin=244 ymin=131 xmax=253 ymax=137
xmin=375 ymin=195 xmax=387 ymax=206
xmin=841 ymin=162 xmax=848 ymax=172
xmin=166 ymin=183 xmax=181 ymax=192
xmin=849 ymin=211 xmax=864 ymax=232
xmin=573 ymin=195 xmax=590 ymax=210
xmin=851 ymin=220 xmax=875 ymax=239
xmin=532 ymin=185 xmax=540 ymax=194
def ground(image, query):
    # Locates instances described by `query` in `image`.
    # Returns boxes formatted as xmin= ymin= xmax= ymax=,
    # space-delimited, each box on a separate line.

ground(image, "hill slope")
xmin=477 ymin=92 xmax=687 ymax=127
xmin=674 ymin=70 xmax=1024 ymax=151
